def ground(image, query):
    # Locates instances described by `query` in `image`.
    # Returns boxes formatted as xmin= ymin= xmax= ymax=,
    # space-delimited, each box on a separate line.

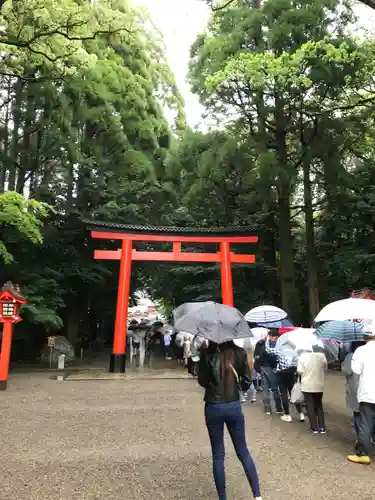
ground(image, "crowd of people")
xmin=194 ymin=328 xmax=375 ymax=500
xmin=127 ymin=316 xmax=375 ymax=500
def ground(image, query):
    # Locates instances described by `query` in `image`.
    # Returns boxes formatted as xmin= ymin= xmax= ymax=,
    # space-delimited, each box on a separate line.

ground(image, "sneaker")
xmin=265 ymin=410 xmax=271 ymax=415
xmin=299 ymin=413 xmax=305 ymax=422
xmin=276 ymin=410 xmax=283 ymax=414
xmin=310 ymin=429 xmax=319 ymax=434
xmin=319 ymin=428 xmax=326 ymax=434
xmin=347 ymin=454 xmax=371 ymax=465
xmin=280 ymin=414 xmax=292 ymax=422
xmin=251 ymin=397 xmax=257 ymax=403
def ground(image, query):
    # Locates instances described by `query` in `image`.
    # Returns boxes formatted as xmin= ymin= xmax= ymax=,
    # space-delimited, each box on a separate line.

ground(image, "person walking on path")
xmin=163 ymin=332 xmax=172 ymax=360
xmin=347 ymin=330 xmax=375 ymax=465
xmin=241 ymin=350 xmax=257 ymax=403
xmin=297 ymin=350 xmax=327 ymax=434
xmin=254 ymin=332 xmax=283 ymax=415
xmin=341 ymin=341 xmax=375 ymax=454
xmin=275 ymin=350 xmax=305 ymax=423
xmin=198 ymin=341 xmax=262 ymax=500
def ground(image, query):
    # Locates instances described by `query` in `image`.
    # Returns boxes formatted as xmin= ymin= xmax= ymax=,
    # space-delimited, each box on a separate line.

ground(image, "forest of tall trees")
xmin=2 ymin=0 xmax=375 ymax=359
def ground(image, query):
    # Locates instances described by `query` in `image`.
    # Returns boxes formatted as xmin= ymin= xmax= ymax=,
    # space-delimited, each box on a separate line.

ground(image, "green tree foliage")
xmin=0 ymin=0 xmax=185 ymax=358
xmin=3 ymin=0 xmax=375 ymax=362
xmin=0 ymin=191 xmax=50 ymax=263
xmin=187 ymin=0 xmax=375 ymax=322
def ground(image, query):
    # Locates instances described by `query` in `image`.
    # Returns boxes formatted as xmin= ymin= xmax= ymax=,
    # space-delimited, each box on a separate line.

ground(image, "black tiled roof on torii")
xmin=84 ymin=219 xmax=257 ymax=236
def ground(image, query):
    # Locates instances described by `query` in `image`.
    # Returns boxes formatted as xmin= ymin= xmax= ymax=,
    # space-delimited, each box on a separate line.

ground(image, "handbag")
xmin=290 ymin=381 xmax=304 ymax=404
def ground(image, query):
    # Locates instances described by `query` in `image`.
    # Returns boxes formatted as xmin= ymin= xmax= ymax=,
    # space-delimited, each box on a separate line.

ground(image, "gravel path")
xmin=1 ymin=371 xmax=374 ymax=500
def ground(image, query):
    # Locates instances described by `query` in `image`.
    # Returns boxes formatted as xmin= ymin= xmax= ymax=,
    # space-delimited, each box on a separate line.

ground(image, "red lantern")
xmin=0 ymin=282 xmax=27 ymax=390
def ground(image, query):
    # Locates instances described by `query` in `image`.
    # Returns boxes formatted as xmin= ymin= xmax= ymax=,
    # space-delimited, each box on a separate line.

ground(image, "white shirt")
xmin=183 ymin=340 xmax=191 ymax=358
xmin=297 ymin=352 xmax=327 ymax=393
xmin=164 ymin=334 xmax=171 ymax=346
xmin=351 ymin=341 xmax=375 ymax=404
xmin=131 ymin=332 xmax=141 ymax=343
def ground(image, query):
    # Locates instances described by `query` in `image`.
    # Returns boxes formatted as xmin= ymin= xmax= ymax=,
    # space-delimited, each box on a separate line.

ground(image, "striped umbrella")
xmin=315 ymin=320 xmax=365 ymax=343
xmin=245 ymin=305 xmax=288 ymax=323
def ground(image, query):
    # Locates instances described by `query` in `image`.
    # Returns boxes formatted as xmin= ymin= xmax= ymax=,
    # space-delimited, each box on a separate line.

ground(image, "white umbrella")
xmin=245 ymin=305 xmax=288 ymax=323
xmin=234 ymin=338 xmax=255 ymax=350
xmin=277 ymin=328 xmax=316 ymax=349
xmin=175 ymin=332 xmax=194 ymax=347
xmin=314 ymin=298 xmax=375 ymax=323
xmin=251 ymin=327 xmax=270 ymax=340
xmin=234 ymin=327 xmax=268 ymax=351
xmin=276 ymin=328 xmax=339 ymax=364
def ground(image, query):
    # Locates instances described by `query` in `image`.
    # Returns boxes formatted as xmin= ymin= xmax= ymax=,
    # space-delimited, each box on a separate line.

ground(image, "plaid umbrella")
xmin=315 ymin=320 xmax=365 ymax=343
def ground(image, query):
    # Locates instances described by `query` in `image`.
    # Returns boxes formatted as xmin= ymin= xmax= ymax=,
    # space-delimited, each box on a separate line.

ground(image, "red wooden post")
xmin=0 ymin=321 xmax=13 ymax=390
xmin=110 ymin=239 xmax=133 ymax=373
xmin=0 ymin=282 xmax=27 ymax=389
xmin=220 ymin=241 xmax=234 ymax=306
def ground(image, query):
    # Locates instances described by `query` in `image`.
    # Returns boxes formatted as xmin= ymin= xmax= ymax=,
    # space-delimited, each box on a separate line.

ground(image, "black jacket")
xmin=198 ymin=345 xmax=251 ymax=403
xmin=253 ymin=339 xmax=277 ymax=372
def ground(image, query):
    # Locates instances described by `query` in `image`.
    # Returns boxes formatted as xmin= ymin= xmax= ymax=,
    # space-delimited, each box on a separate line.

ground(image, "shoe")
xmin=347 ymin=454 xmax=371 ymax=465
xmin=299 ymin=413 xmax=305 ymax=422
xmin=310 ymin=429 xmax=319 ymax=434
xmin=251 ymin=397 xmax=257 ymax=403
xmin=280 ymin=415 xmax=292 ymax=422
xmin=319 ymin=428 xmax=326 ymax=434
xmin=265 ymin=410 xmax=271 ymax=415
xmin=276 ymin=410 xmax=283 ymax=414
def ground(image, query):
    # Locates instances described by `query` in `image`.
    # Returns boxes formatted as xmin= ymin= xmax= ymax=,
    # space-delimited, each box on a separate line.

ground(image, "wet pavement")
xmin=1 ymin=368 xmax=375 ymax=500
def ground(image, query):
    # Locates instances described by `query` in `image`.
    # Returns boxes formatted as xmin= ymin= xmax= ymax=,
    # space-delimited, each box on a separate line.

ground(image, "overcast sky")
xmin=134 ymin=0 xmax=375 ymax=127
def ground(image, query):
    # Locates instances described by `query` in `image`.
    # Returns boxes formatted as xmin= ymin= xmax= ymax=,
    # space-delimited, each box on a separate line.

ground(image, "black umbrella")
xmin=172 ymin=301 xmax=253 ymax=344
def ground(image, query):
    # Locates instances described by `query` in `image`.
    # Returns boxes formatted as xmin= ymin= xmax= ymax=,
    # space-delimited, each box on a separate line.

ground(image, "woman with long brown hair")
xmin=198 ymin=341 xmax=262 ymax=500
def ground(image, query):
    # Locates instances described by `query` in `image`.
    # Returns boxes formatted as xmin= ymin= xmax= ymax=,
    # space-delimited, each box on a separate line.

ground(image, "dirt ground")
xmin=1 ymin=370 xmax=374 ymax=500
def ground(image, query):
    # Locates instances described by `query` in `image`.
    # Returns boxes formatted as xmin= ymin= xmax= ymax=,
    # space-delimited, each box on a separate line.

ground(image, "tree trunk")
xmin=66 ymin=162 xmax=74 ymax=210
xmin=65 ymin=301 xmax=80 ymax=347
xmin=8 ymin=79 xmax=23 ymax=191
xmin=303 ymin=154 xmax=319 ymax=322
xmin=275 ymin=94 xmax=300 ymax=322
xmin=17 ymin=84 xmax=35 ymax=193
xmin=277 ymin=182 xmax=300 ymax=321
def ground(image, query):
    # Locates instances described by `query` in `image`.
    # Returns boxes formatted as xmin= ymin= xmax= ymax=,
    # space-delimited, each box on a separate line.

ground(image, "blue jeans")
xmin=205 ymin=401 xmax=261 ymax=500
xmin=261 ymin=366 xmax=282 ymax=413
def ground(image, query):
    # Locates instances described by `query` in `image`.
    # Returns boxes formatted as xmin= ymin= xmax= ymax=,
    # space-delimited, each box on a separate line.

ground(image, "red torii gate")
xmin=87 ymin=221 xmax=258 ymax=372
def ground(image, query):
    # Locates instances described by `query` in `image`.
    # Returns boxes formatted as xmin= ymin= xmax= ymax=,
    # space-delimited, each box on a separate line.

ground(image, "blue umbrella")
xmin=315 ymin=320 xmax=365 ymax=343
